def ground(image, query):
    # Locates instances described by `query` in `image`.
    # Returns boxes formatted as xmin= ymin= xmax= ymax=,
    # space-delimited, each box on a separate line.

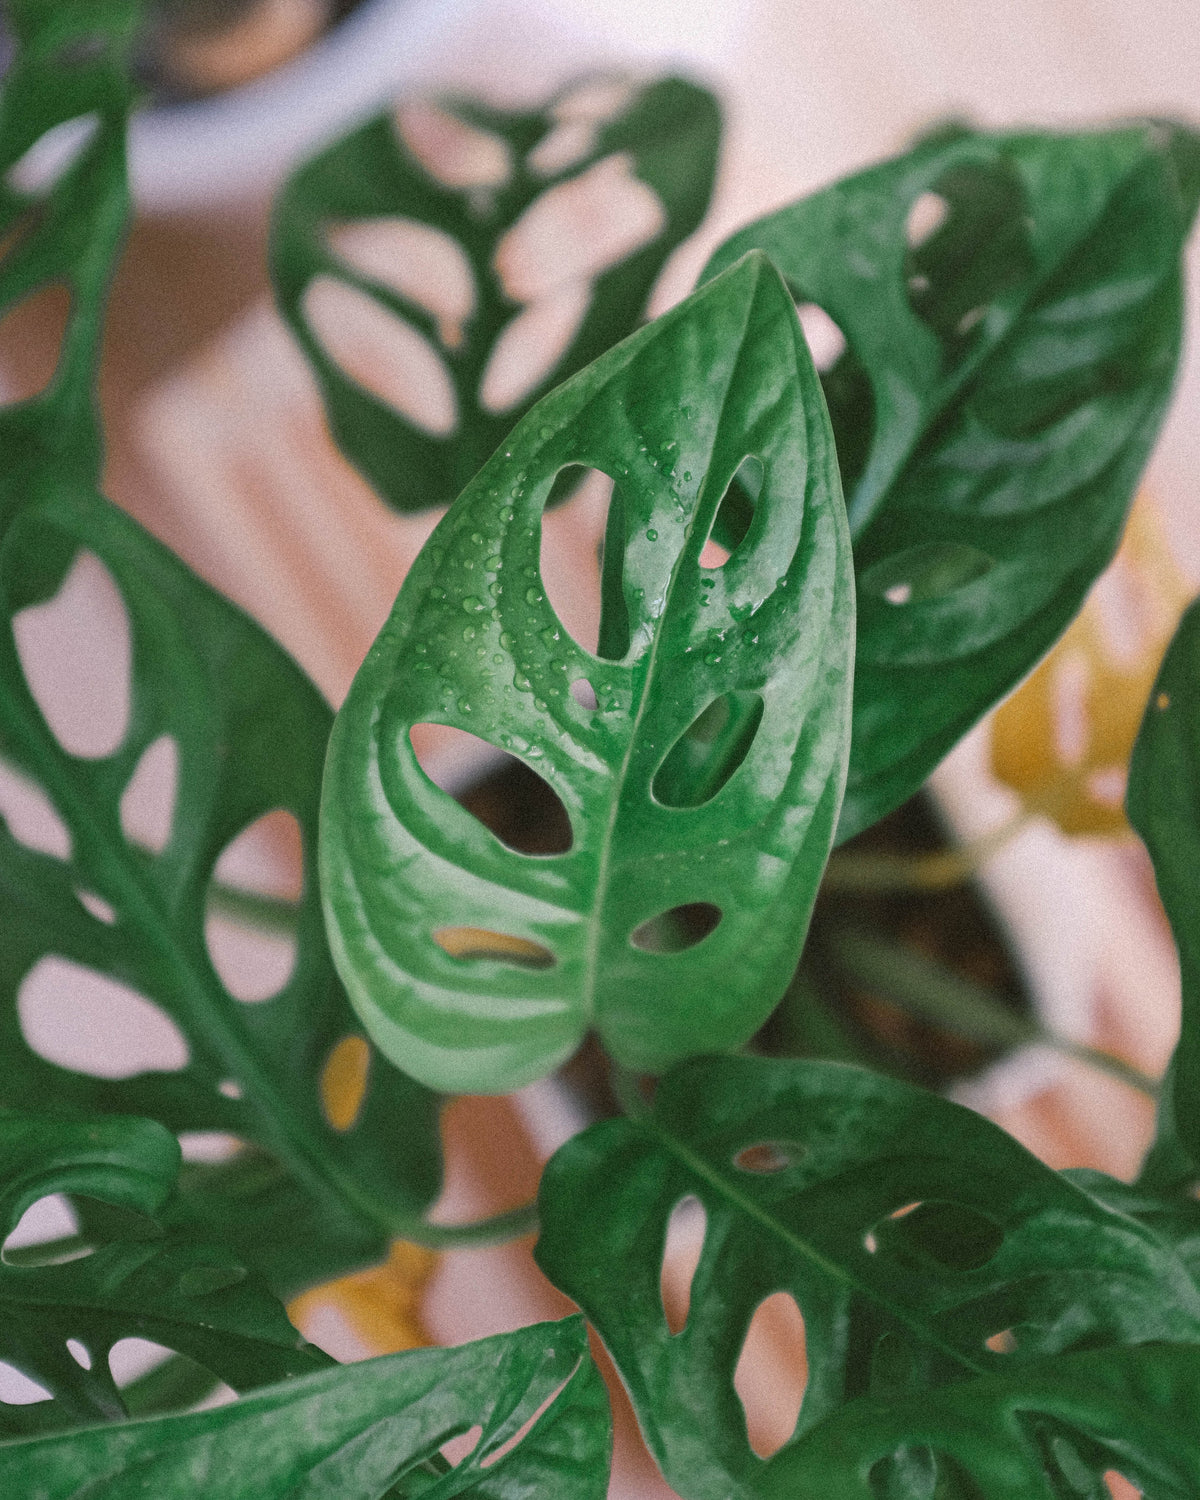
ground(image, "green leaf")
xmin=0 ymin=1111 xmax=326 ymax=1438
xmin=271 ymin=77 xmax=720 ymax=512
xmin=0 ymin=2 xmax=443 ymax=1295
xmin=535 ymin=1055 xmax=1200 ymax=1500
xmin=706 ymin=121 xmax=1200 ymax=838
xmin=762 ymin=1342 xmax=1200 ymax=1499
xmin=320 ymin=252 xmax=854 ymax=1093
xmin=0 ymin=1316 xmax=611 ymax=1498
xmin=1128 ymin=598 xmax=1200 ymax=1179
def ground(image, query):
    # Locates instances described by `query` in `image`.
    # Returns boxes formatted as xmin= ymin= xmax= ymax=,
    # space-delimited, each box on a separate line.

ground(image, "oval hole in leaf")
xmin=204 ymin=910 xmax=297 ymax=1003
xmin=66 ymin=1339 xmax=91 ymax=1370
xmin=887 ymin=1199 xmax=1005 ymax=1271
xmin=706 ymin=455 xmax=763 ymax=559
xmin=419 ymin=726 xmax=574 ymax=855
xmin=0 ymin=1363 xmax=52 ymax=1405
xmin=3 ymin=1194 xmax=81 ymax=1264
xmin=1105 ymin=1472 xmax=1142 ymax=1500
xmin=860 ymin=541 xmax=993 ymax=606
xmin=733 ymin=1291 xmax=806 ymax=1458
xmin=12 ymin=549 xmax=131 ymax=759
xmin=903 ymin=159 xmax=1034 ymax=357
xmin=213 ymin=808 xmax=304 ymax=903
xmin=119 ymin=735 xmax=178 ymax=854
xmin=733 ymin=1140 xmax=804 ymax=1175
xmin=0 ymin=757 xmax=72 ymax=858
xmin=985 ymin=1328 xmax=1017 ymax=1354
xmin=653 ymin=691 xmax=764 ymax=809
xmin=326 ymin=217 xmax=476 ymax=349
xmin=108 ymin=1338 xmax=174 ymax=1388
xmin=494 ymin=152 xmax=665 ymax=301
xmin=569 ymin=678 xmax=597 ymax=710
xmin=630 ymin=902 xmax=721 ymax=953
xmin=0 ymin=281 xmax=71 ymax=405
xmin=794 ymin=302 xmax=846 ymax=373
xmin=5 ymin=113 xmax=98 ymax=195
xmin=304 ymin=275 xmax=457 ymax=435
xmin=76 ymin=890 xmax=116 ymax=923
xmin=18 ymin=956 xmax=190 ymax=1078
xmin=479 ymin=282 xmax=591 ymax=413
xmin=660 ymin=1194 xmax=705 ymax=1335
xmin=320 ymin=1035 xmax=371 ymax=1131
xmin=177 ymin=1132 xmax=241 ymax=1163
xmin=539 ymin=465 xmax=614 ymax=657
xmin=433 ymin=927 xmax=555 ymax=970
xmin=395 ymin=101 xmax=512 ymax=190
xmin=528 ymin=118 xmax=597 ymax=176
xmin=440 ymin=1424 xmax=484 ymax=1467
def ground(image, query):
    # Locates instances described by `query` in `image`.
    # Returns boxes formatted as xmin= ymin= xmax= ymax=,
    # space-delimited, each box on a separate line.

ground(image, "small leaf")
xmin=271 ymin=77 xmax=720 ymax=511
xmin=321 ymin=253 xmax=854 ymax=1092
xmin=536 ymin=1055 xmax=1200 ymax=1499
xmin=0 ymin=1111 xmax=326 ymax=1438
xmin=707 ymin=121 xmax=1200 ymax=837
xmin=1128 ymin=598 xmax=1200 ymax=1176
xmin=0 ymin=1317 xmax=611 ymax=1499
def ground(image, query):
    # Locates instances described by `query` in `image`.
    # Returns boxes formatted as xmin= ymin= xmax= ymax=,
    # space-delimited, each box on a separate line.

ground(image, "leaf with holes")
xmin=762 ymin=1342 xmax=1200 ymax=1499
xmin=535 ymin=1055 xmax=1200 ymax=1500
xmin=271 ymin=76 xmax=720 ymax=512
xmin=0 ymin=1110 xmax=327 ymax=1439
xmin=320 ymin=252 xmax=854 ymax=1093
xmin=706 ymin=121 xmax=1200 ymax=838
xmin=0 ymin=4 xmax=442 ymax=1299
xmin=1128 ymin=599 xmax=1200 ymax=1181
xmin=0 ymin=1315 xmax=610 ymax=1498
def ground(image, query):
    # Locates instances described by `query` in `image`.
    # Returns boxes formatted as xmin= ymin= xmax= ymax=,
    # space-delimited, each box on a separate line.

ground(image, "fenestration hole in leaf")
xmin=887 ymin=1200 xmax=1005 ymax=1271
xmin=1104 ymin=1471 xmax=1142 ymax=1499
xmin=538 ymin=466 xmax=613 ymax=656
xmin=569 ymin=678 xmax=598 ymax=710
xmin=660 ymin=1194 xmax=706 ymax=1335
xmin=794 ymin=302 xmax=846 ymax=373
xmin=433 ymin=927 xmax=556 ymax=970
xmin=859 ymin=542 xmax=993 ymax=606
xmin=653 ymin=692 xmax=764 ymax=809
xmin=985 ymin=1328 xmax=1017 ymax=1354
xmin=439 ymin=1424 xmax=484 ymax=1467
xmin=204 ymin=809 xmax=302 ymax=1003
xmin=705 ymin=455 xmax=762 ymax=559
xmin=0 ymin=280 xmax=71 ymax=405
xmin=119 ymin=734 xmax=178 ymax=854
xmin=18 ymin=956 xmax=190 ymax=1078
xmin=303 ymin=275 xmax=458 ymax=435
xmin=630 ymin=903 xmax=721 ymax=953
xmin=12 ymin=548 xmax=131 ymax=759
xmin=395 ymin=102 xmax=512 ymax=191
xmin=0 ymin=756 xmax=72 ymax=858
xmin=108 ymin=1338 xmax=174 ymax=1390
xmin=5 ymin=113 xmax=98 ymax=195
xmin=905 ymin=190 xmax=950 ymax=248
xmin=413 ymin=726 xmax=574 ymax=855
xmin=326 ymin=218 xmax=476 ymax=349
xmin=734 ymin=1292 xmax=807 ymax=1458
xmin=3 ymin=1193 xmax=81 ymax=1265
xmin=479 ymin=282 xmax=591 ymax=414
xmin=733 ymin=1141 xmax=803 ymax=1174
xmin=0 ymin=1363 xmax=52 ymax=1406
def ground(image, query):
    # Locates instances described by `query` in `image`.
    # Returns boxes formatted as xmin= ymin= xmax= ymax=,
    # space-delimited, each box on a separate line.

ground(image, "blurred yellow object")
xmin=991 ymin=495 xmax=1192 ymax=835
xmin=289 ymin=1239 xmax=438 ymax=1354
xmin=320 ymin=1034 xmax=371 ymax=1132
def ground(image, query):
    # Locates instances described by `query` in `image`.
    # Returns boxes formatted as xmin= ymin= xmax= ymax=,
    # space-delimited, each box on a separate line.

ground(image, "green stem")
xmin=822 ymin=809 xmax=1033 ymax=894
xmin=825 ymin=927 xmax=1160 ymax=1100
xmin=401 ymin=1200 xmax=539 ymax=1250
xmin=207 ymin=881 xmax=302 ymax=936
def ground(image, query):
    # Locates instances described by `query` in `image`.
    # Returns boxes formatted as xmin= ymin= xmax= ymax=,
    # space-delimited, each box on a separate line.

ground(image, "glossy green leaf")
xmin=1128 ymin=598 xmax=1200 ymax=1178
xmin=0 ymin=1315 xmax=610 ymax=1498
xmin=535 ymin=1055 xmax=1200 ymax=1499
xmin=321 ymin=253 xmax=854 ymax=1093
xmin=0 ymin=1111 xmax=326 ymax=1438
xmin=272 ymin=77 xmax=720 ymax=512
xmin=0 ymin=2 xmax=442 ymax=1296
xmin=707 ymin=121 xmax=1200 ymax=837
xmin=762 ymin=1342 xmax=1200 ymax=1499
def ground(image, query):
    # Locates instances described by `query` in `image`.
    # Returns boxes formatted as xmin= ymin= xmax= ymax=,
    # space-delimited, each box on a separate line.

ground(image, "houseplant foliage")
xmin=4 ymin=2 xmax=1200 ymax=1496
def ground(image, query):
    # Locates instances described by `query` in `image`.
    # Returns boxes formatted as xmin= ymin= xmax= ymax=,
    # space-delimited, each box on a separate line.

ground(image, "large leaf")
xmin=762 ymin=1342 xmax=1200 ymax=1499
xmin=272 ymin=77 xmax=720 ymax=512
xmin=0 ymin=1316 xmax=610 ymax=1498
xmin=0 ymin=1 xmax=442 ymax=1295
xmin=320 ymin=252 xmax=854 ymax=1093
xmin=1128 ymin=598 xmax=1200 ymax=1177
xmin=0 ymin=1111 xmax=326 ymax=1439
xmin=707 ymin=121 xmax=1200 ymax=837
xmin=535 ymin=1055 xmax=1200 ymax=1500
